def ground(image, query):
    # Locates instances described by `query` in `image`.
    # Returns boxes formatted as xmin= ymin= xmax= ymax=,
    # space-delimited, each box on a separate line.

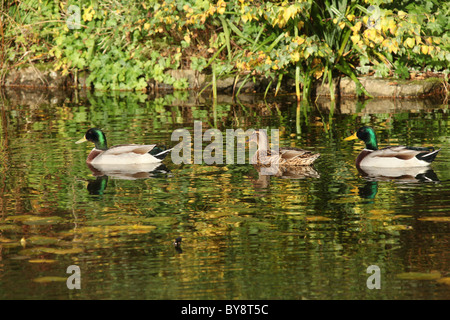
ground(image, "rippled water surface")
xmin=0 ymin=89 xmax=449 ymax=300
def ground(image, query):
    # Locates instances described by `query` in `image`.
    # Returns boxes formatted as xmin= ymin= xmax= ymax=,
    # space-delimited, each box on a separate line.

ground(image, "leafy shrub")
xmin=1 ymin=0 xmax=448 ymax=99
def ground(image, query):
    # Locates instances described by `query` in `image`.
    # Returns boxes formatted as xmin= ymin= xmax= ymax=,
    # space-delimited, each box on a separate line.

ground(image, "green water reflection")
xmin=0 ymin=89 xmax=449 ymax=299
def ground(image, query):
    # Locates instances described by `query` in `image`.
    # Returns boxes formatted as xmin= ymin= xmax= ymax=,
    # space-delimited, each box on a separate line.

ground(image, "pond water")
xmin=0 ymin=89 xmax=449 ymax=300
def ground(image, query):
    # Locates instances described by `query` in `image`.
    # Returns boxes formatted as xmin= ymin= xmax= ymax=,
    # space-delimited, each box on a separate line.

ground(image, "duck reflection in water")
xmin=85 ymin=163 xmax=171 ymax=195
xmin=251 ymin=164 xmax=320 ymax=190
xmin=87 ymin=176 xmax=109 ymax=196
xmin=173 ymin=236 xmax=183 ymax=254
xmin=87 ymin=162 xmax=170 ymax=180
xmin=357 ymin=166 xmax=439 ymax=201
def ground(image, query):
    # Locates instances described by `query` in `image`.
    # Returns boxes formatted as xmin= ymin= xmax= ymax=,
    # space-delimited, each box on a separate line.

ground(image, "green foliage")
xmin=1 ymin=0 xmax=449 ymax=97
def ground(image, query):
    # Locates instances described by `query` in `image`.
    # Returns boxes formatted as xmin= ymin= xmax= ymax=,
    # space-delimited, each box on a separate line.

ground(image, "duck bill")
xmin=344 ymin=132 xmax=358 ymax=141
xmin=75 ymin=136 xmax=87 ymax=144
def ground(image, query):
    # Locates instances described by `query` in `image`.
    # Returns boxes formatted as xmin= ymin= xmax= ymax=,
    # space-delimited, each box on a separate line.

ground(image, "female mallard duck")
xmin=249 ymin=129 xmax=320 ymax=166
xmin=76 ymin=128 xmax=172 ymax=165
xmin=344 ymin=126 xmax=440 ymax=168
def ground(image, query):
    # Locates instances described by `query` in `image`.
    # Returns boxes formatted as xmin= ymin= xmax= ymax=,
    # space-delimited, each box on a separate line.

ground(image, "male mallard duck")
xmin=249 ymin=129 xmax=320 ymax=166
xmin=344 ymin=126 xmax=440 ymax=168
xmin=76 ymin=128 xmax=172 ymax=165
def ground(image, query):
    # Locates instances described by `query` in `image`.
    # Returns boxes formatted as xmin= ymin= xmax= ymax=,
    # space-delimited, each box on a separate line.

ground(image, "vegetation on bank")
xmin=1 ymin=0 xmax=449 ymax=100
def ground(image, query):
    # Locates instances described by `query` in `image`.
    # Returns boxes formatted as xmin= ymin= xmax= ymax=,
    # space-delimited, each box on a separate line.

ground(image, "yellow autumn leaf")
xmin=82 ymin=6 xmax=95 ymax=22
xmin=382 ymin=38 xmax=398 ymax=54
xmin=390 ymin=39 xmax=399 ymax=54
xmin=351 ymin=21 xmax=362 ymax=34
xmin=375 ymin=34 xmax=383 ymax=44
xmin=415 ymin=35 xmax=422 ymax=44
xmin=291 ymin=51 xmax=300 ymax=62
xmin=314 ymin=68 xmax=324 ymax=79
xmin=351 ymin=34 xmax=361 ymax=43
xmin=421 ymin=45 xmax=429 ymax=55
xmin=404 ymin=37 xmax=415 ymax=48
xmin=293 ymin=36 xmax=305 ymax=45
xmin=398 ymin=10 xmax=407 ymax=19
xmin=217 ymin=0 xmax=226 ymax=15
xmin=286 ymin=5 xmax=298 ymax=21
xmin=362 ymin=16 xmax=369 ymax=25
xmin=242 ymin=12 xmax=252 ymax=23
xmin=365 ymin=29 xmax=383 ymax=45
xmin=312 ymin=58 xmax=321 ymax=66
xmin=364 ymin=28 xmax=377 ymax=41
xmin=271 ymin=61 xmax=279 ymax=70
xmin=387 ymin=19 xmax=397 ymax=34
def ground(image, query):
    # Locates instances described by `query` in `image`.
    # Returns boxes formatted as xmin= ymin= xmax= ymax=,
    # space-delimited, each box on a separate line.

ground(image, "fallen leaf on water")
xmin=28 ymin=259 xmax=57 ymax=264
xmin=0 ymin=224 xmax=21 ymax=232
xmin=33 ymin=276 xmax=67 ymax=283
xmin=306 ymin=216 xmax=332 ymax=222
xmin=369 ymin=209 xmax=395 ymax=215
xmin=393 ymin=215 xmax=413 ymax=219
xmin=19 ymin=247 xmax=47 ymax=256
xmin=436 ymin=277 xmax=450 ymax=286
xmin=77 ymin=225 xmax=156 ymax=235
xmin=40 ymin=247 xmax=83 ymax=255
xmin=0 ymin=236 xmax=15 ymax=243
xmin=6 ymin=215 xmax=34 ymax=221
xmin=141 ymin=217 xmax=177 ymax=224
xmin=418 ymin=217 xmax=450 ymax=222
xmin=27 ymin=235 xmax=60 ymax=245
xmin=396 ymin=271 xmax=441 ymax=280
xmin=385 ymin=225 xmax=413 ymax=231
xmin=22 ymin=216 xmax=64 ymax=226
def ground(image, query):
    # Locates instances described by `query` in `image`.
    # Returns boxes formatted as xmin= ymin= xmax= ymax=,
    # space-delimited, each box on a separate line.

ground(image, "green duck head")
xmin=345 ymin=126 xmax=378 ymax=150
xmin=76 ymin=128 xmax=108 ymax=150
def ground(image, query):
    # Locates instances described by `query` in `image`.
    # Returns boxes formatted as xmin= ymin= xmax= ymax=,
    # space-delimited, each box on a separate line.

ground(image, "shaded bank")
xmin=1 ymin=85 xmax=446 ymax=119
xmin=2 ymin=66 xmax=447 ymax=101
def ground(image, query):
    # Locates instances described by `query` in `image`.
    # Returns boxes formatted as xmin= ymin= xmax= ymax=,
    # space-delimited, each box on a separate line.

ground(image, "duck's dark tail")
xmin=415 ymin=148 xmax=441 ymax=163
xmin=149 ymin=146 xmax=173 ymax=160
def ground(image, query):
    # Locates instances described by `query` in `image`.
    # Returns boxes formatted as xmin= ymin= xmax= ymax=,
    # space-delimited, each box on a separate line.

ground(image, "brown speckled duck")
xmin=249 ymin=129 xmax=320 ymax=166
